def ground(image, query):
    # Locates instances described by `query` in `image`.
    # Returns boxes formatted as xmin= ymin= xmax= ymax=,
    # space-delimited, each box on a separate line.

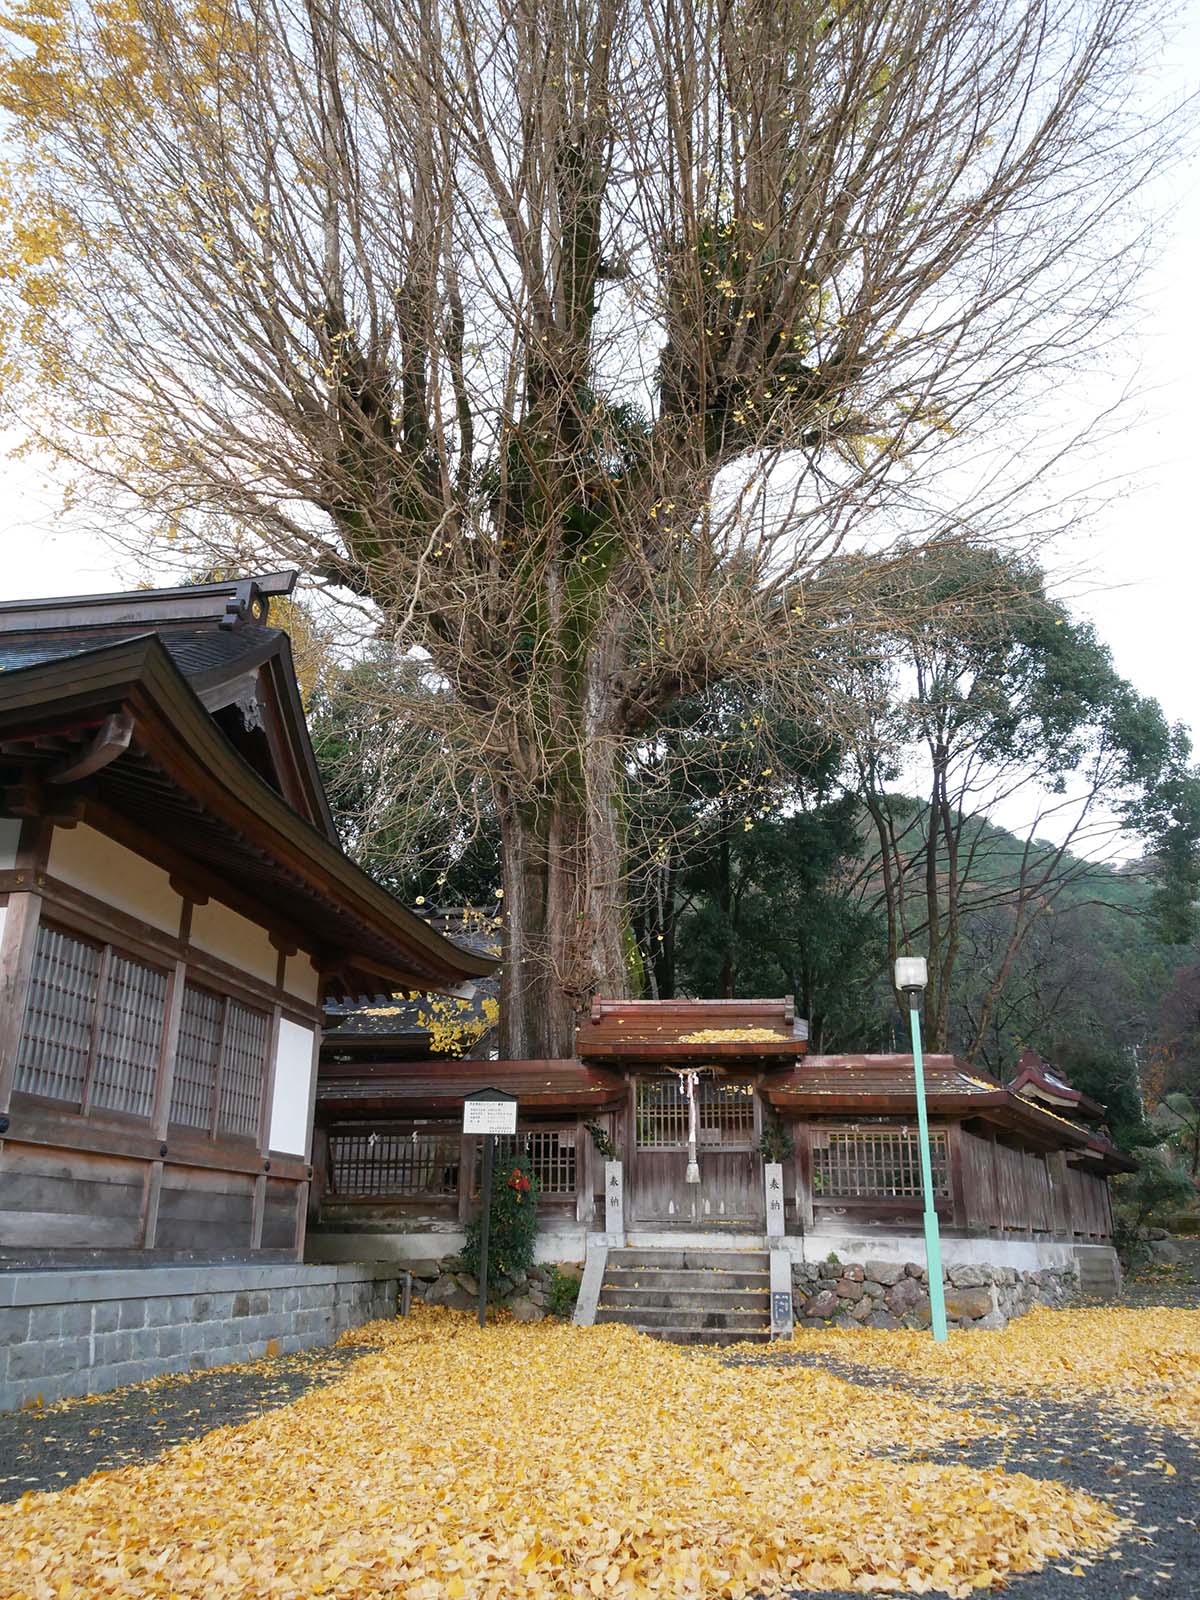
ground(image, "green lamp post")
xmin=894 ymin=955 xmax=949 ymax=1342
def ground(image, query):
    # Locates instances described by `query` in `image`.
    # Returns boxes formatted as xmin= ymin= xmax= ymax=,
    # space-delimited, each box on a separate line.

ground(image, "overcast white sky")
xmin=2 ymin=5 xmax=1198 ymax=747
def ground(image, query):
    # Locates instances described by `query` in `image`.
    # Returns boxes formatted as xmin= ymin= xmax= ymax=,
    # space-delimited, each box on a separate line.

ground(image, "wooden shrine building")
xmin=0 ymin=574 xmax=494 ymax=1263
xmin=311 ymin=997 xmax=1133 ymax=1282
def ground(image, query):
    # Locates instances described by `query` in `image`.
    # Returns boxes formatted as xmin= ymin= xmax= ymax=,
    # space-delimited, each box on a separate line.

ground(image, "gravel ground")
xmin=729 ymin=1346 xmax=1199 ymax=1600
xmin=0 ymin=1340 xmax=372 ymax=1503
xmin=0 ymin=1317 xmax=1195 ymax=1599
xmin=1107 ymin=1277 xmax=1200 ymax=1310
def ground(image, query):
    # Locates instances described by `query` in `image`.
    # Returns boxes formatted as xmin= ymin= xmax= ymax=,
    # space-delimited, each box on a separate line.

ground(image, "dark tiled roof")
xmin=324 ymin=908 xmax=500 ymax=1040
xmin=576 ymin=997 xmax=807 ymax=1062
xmin=0 ymin=624 xmax=282 ymax=685
xmin=317 ymin=1058 xmax=626 ymax=1114
xmin=763 ymin=1053 xmax=1136 ymax=1171
xmin=0 ymin=636 xmax=110 ymax=672
xmin=0 ymin=628 xmax=496 ymax=990
xmin=1008 ymin=1047 xmax=1106 ymax=1123
xmin=324 ymin=984 xmax=497 ymax=1041
xmin=776 ymin=1054 xmax=999 ymax=1096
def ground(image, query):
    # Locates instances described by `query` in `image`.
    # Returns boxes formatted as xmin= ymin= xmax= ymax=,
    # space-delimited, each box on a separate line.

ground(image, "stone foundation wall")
xmin=0 ymin=1262 xmax=401 ymax=1412
xmin=792 ymin=1258 xmax=1078 ymax=1330
xmin=413 ymin=1256 xmax=581 ymax=1323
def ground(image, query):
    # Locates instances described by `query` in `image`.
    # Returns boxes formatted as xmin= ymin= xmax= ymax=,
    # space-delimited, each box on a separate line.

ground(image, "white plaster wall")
xmin=284 ymin=953 xmax=321 ymax=1006
xmin=190 ymin=899 xmax=277 ymax=984
xmin=615 ymin=1229 xmax=1085 ymax=1272
xmin=48 ymin=824 xmax=182 ymax=933
xmin=306 ymin=1226 xmax=588 ymax=1267
xmin=785 ymin=1233 xmax=1081 ymax=1272
xmin=0 ymin=818 xmax=21 ymax=870
xmin=268 ymin=1017 xmax=316 ymax=1156
xmin=0 ymin=905 xmax=8 ymax=954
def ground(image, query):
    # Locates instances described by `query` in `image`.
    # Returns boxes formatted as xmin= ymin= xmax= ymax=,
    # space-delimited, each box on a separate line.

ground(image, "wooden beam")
xmin=4 ymin=1099 xmax=309 ymax=1180
xmin=48 ymin=711 xmax=134 ymax=784
xmin=139 ymin=1159 xmax=164 ymax=1249
xmin=0 ymin=870 xmax=321 ymax=1024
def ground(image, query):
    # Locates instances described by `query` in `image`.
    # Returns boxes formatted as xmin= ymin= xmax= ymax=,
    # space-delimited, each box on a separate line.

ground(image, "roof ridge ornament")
xmin=220 ymin=578 xmax=270 ymax=630
xmin=0 ymin=571 xmax=296 ymax=634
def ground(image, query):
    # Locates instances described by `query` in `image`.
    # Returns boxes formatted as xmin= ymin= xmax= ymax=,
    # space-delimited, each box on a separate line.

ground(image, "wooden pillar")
xmin=140 ymin=955 xmax=188 ymax=1249
xmin=988 ymin=1129 xmax=1004 ymax=1238
xmin=576 ymin=1118 xmax=596 ymax=1228
xmin=946 ymin=1122 xmax=969 ymax=1233
xmin=458 ymin=1134 xmax=475 ymax=1226
xmin=0 ymin=819 xmax=50 ymax=1134
xmin=0 ymin=889 xmax=42 ymax=1126
xmin=623 ymin=1075 xmax=637 ymax=1226
xmin=794 ymin=1122 xmax=814 ymax=1233
xmin=308 ymin=1125 xmax=329 ymax=1225
xmin=252 ymin=1001 xmax=284 ymax=1250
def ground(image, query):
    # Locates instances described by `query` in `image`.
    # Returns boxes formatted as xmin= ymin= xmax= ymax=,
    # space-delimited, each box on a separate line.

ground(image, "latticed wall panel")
xmin=477 ymin=1130 xmax=578 ymax=1196
xmin=15 ymin=925 xmax=169 ymax=1118
xmin=635 ymin=1074 xmax=757 ymax=1150
xmin=329 ymin=1128 xmax=461 ymax=1197
xmin=14 ymin=925 xmax=101 ymax=1104
xmin=14 ymin=925 xmax=269 ymax=1139
xmin=220 ymin=1002 xmax=269 ymax=1139
xmin=167 ymin=985 xmax=268 ymax=1139
xmin=90 ymin=955 xmax=168 ymax=1118
xmin=813 ymin=1127 xmax=950 ymax=1200
xmin=171 ymin=984 xmax=224 ymax=1129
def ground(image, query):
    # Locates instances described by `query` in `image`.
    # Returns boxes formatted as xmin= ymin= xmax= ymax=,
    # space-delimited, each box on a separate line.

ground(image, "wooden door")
xmin=627 ymin=1072 xmax=765 ymax=1227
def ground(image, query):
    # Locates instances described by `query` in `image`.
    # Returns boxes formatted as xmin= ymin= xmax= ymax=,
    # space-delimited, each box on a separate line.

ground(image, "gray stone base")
xmin=791 ymin=1257 xmax=1080 ymax=1330
xmin=0 ymin=1262 xmax=401 ymax=1412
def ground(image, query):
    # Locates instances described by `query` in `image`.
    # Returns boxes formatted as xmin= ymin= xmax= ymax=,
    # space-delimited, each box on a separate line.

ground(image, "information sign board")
xmin=463 ymin=1097 xmax=518 ymax=1135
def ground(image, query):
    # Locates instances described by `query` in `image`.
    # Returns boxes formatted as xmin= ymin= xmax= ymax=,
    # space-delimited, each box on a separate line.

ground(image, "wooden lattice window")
xmin=14 ymin=924 xmax=167 ymax=1118
xmin=812 ymin=1128 xmax=950 ymax=1200
xmin=635 ymin=1075 xmax=758 ymax=1150
xmin=329 ymin=1128 xmax=461 ymax=1197
xmin=475 ymin=1130 xmax=578 ymax=1196
xmin=220 ymin=1002 xmax=269 ymax=1138
xmin=170 ymin=984 xmax=223 ymax=1129
xmin=14 ymin=924 xmax=102 ymax=1104
xmin=168 ymin=983 xmax=268 ymax=1140
xmin=89 ymin=953 xmax=169 ymax=1119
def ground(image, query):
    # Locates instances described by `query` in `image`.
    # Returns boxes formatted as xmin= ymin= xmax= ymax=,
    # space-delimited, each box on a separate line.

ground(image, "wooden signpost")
xmin=463 ymin=1088 xmax=519 ymax=1327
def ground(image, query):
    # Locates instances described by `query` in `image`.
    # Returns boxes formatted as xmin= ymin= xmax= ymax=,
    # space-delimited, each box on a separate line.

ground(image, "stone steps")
xmin=1077 ymin=1251 xmax=1122 ymax=1298
xmin=596 ymin=1248 xmax=772 ymax=1345
xmin=599 ymin=1285 xmax=769 ymax=1312
xmin=641 ymin=1326 xmax=773 ymax=1346
xmin=608 ymin=1248 xmax=769 ymax=1273
xmin=596 ymin=1304 xmax=768 ymax=1330
xmin=603 ymin=1267 xmax=770 ymax=1293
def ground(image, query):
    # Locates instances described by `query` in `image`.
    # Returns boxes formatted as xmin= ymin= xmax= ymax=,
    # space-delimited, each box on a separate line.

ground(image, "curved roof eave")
xmin=0 ymin=634 xmax=497 ymax=989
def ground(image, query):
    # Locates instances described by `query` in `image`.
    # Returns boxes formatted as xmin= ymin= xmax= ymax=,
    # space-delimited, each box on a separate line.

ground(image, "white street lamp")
xmin=894 ymin=954 xmax=949 ymax=1342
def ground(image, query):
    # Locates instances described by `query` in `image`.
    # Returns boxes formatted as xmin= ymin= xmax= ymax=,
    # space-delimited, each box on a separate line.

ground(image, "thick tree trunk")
xmin=495 ymin=739 xmax=631 ymax=1060
xmin=717 ymin=829 xmax=735 ymax=998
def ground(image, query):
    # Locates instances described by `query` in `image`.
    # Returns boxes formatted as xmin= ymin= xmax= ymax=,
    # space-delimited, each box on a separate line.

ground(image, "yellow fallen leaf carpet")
xmin=788 ymin=1305 xmax=1200 ymax=1438
xmin=0 ymin=1307 xmax=1121 ymax=1600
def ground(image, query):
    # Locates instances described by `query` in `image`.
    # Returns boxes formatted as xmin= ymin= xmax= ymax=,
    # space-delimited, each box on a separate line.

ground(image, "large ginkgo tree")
xmin=0 ymin=0 xmax=1174 ymax=1053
